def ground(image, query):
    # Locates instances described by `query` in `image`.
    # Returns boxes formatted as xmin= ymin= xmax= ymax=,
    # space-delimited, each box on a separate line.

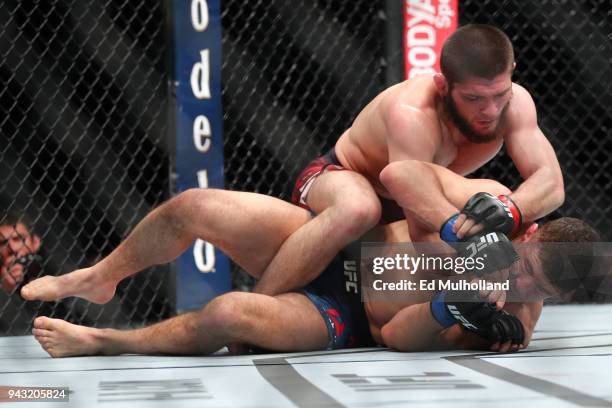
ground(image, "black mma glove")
xmin=430 ymin=290 xmax=525 ymax=346
xmin=461 ymin=192 xmax=522 ymax=236
xmin=455 ymin=231 xmax=519 ymax=276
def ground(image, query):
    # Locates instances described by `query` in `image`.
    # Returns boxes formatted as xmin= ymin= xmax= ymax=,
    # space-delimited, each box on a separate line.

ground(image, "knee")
xmin=202 ymin=292 xmax=252 ymax=335
xmin=166 ymin=188 xmax=219 ymax=228
xmin=331 ymin=196 xmax=381 ymax=238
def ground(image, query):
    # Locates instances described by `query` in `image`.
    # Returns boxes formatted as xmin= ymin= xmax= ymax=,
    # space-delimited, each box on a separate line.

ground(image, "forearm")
xmin=380 ymin=160 xmax=458 ymax=231
xmin=510 ymin=168 xmax=564 ymax=221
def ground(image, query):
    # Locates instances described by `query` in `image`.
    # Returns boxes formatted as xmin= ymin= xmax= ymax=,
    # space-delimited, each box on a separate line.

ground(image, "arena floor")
xmin=1 ymin=304 xmax=611 ymax=407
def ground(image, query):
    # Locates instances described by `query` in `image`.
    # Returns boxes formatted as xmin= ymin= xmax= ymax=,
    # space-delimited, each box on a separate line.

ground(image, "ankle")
xmin=96 ymin=328 xmax=121 ymax=355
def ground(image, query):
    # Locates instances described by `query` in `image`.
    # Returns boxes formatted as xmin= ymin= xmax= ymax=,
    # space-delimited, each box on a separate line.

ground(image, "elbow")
xmin=380 ymin=323 xmax=401 ymax=351
xmin=379 ymin=161 xmax=403 ymax=193
xmin=381 ymin=323 xmax=415 ymax=352
xmin=379 ymin=160 xmax=422 ymax=196
xmin=537 ymin=167 xmax=565 ymax=211
xmin=548 ymin=172 xmax=565 ymax=210
xmin=380 ymin=323 xmax=395 ymax=348
xmin=554 ymin=183 xmax=565 ymax=209
xmin=553 ymin=167 xmax=565 ymax=206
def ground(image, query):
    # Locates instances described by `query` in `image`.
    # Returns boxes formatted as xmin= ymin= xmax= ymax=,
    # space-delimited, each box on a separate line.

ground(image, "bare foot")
xmin=20 ymin=267 xmax=116 ymax=304
xmin=32 ymin=316 xmax=107 ymax=357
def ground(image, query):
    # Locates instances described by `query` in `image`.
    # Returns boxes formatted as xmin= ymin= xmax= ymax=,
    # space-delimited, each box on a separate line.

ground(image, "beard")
xmin=443 ymin=93 xmax=509 ymax=144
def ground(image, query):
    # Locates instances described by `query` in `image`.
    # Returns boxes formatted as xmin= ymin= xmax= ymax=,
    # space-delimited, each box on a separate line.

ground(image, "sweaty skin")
xmin=361 ymin=164 xmax=543 ymax=351
xmin=253 ymin=72 xmax=563 ymax=297
xmin=24 ymin=165 xmax=544 ymax=357
xmin=335 ymin=74 xmax=563 ymax=218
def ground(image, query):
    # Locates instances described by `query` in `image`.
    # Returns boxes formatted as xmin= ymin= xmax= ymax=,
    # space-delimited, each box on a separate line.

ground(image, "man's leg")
xmin=254 ymin=170 xmax=381 ymax=295
xmin=22 ymin=189 xmax=311 ymax=303
xmin=31 ymin=291 xmax=329 ymax=357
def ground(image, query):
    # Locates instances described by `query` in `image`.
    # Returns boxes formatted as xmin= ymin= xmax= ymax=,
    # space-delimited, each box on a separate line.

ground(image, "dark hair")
xmin=440 ymin=24 xmax=514 ymax=84
xmin=536 ymin=217 xmax=600 ymax=295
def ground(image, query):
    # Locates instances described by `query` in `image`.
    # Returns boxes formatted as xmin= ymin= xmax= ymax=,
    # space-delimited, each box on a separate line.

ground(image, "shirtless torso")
xmin=361 ymin=220 xmax=542 ymax=348
xmin=334 ymin=74 xmax=519 ymax=198
xmin=353 ymin=163 xmax=544 ymax=348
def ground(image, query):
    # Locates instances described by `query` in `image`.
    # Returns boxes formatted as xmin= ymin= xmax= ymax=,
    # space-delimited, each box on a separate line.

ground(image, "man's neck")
xmin=435 ymin=96 xmax=469 ymax=147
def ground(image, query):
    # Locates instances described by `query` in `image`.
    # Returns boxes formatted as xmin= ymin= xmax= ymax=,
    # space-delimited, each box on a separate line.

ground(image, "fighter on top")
xmin=253 ymin=24 xmax=564 ymax=296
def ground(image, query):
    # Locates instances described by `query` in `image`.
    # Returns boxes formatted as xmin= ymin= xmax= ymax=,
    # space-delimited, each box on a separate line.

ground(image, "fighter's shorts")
xmin=291 ymin=148 xmax=344 ymax=208
xmin=299 ymin=242 xmax=375 ymax=350
xmin=291 ymin=147 xmax=405 ymax=223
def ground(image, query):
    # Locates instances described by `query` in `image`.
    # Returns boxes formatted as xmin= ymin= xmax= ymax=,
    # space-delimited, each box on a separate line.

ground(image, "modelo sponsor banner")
xmin=404 ymin=0 xmax=458 ymax=79
xmin=172 ymin=0 xmax=230 ymax=311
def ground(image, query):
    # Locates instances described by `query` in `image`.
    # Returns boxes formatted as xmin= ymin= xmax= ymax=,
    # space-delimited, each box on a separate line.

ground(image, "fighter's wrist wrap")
xmin=498 ymin=194 xmax=522 ymax=235
xmin=439 ymin=213 xmax=460 ymax=243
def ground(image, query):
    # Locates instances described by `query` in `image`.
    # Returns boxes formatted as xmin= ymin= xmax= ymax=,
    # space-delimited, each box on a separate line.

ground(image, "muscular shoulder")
xmin=380 ymin=77 xmax=442 ymax=142
xmin=505 ymin=83 xmax=538 ymax=133
xmin=381 ymin=76 xmax=436 ymax=114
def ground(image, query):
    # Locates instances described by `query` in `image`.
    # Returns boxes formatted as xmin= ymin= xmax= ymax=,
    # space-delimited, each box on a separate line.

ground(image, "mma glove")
xmin=461 ymin=192 xmax=522 ymax=236
xmin=440 ymin=193 xmax=522 ymax=241
xmin=439 ymin=192 xmax=521 ymax=275
xmin=430 ymin=290 xmax=525 ymax=346
xmin=440 ymin=219 xmax=519 ymax=275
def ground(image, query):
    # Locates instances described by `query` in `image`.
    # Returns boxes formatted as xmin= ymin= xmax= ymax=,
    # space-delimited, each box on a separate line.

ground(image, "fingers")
xmin=492 ymin=340 xmax=521 ymax=353
xmin=472 ymin=277 xmax=507 ymax=308
xmin=498 ymin=341 xmax=512 ymax=353
xmin=490 ymin=289 xmax=506 ymax=309
xmin=452 ymin=214 xmax=485 ymax=239
xmin=499 ymin=341 xmax=510 ymax=352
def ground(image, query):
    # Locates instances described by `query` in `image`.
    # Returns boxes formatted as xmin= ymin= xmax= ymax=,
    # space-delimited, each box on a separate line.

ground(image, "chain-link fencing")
xmin=0 ymin=0 xmax=172 ymax=335
xmin=222 ymin=1 xmax=612 ymax=301
xmin=1 ymin=1 xmax=610 ymax=334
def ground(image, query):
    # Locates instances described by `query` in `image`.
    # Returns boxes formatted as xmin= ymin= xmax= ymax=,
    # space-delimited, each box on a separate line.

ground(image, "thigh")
xmin=224 ymin=291 xmax=330 ymax=352
xmin=307 ymin=169 xmax=379 ymax=214
xmin=184 ymin=190 xmax=312 ymax=278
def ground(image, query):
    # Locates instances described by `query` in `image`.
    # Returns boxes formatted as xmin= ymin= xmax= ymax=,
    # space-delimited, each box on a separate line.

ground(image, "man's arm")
xmin=379 ymin=159 xmax=512 ymax=235
xmin=504 ymin=85 xmax=565 ymax=221
xmin=381 ymin=300 xmax=541 ymax=352
xmin=383 ymin=103 xmax=439 ymax=163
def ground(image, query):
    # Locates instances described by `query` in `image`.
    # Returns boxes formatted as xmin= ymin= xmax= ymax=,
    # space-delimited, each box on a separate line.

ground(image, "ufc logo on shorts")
xmin=344 ymin=260 xmax=358 ymax=293
xmin=447 ymin=305 xmax=478 ymax=330
xmin=465 ymin=232 xmax=500 ymax=258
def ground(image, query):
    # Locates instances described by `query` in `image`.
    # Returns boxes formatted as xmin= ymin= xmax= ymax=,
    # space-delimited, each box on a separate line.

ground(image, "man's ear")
xmin=516 ymin=222 xmax=539 ymax=242
xmin=433 ymin=73 xmax=449 ymax=96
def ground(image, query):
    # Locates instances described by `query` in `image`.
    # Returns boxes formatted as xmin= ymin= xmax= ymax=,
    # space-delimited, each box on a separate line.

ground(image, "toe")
xmin=33 ymin=316 xmax=51 ymax=329
xmin=32 ymin=328 xmax=52 ymax=337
